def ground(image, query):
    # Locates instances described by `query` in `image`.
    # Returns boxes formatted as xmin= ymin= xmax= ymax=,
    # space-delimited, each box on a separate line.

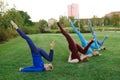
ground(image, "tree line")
xmin=0 ymin=0 xmax=120 ymax=42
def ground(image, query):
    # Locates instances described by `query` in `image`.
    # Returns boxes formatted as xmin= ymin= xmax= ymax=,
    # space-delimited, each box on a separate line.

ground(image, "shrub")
xmin=0 ymin=28 xmax=9 ymax=42
xmin=21 ymin=27 xmax=40 ymax=34
xmin=95 ymin=27 xmax=120 ymax=31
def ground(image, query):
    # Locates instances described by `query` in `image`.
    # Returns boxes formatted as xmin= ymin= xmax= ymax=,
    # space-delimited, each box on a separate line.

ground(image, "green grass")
xmin=0 ymin=31 xmax=120 ymax=80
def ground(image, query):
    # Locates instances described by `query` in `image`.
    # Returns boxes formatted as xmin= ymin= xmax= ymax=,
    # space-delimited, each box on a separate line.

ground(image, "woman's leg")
xmin=57 ymin=22 xmax=77 ymax=51
xmin=88 ymin=20 xmax=108 ymax=49
xmin=97 ymin=35 xmax=108 ymax=47
xmin=88 ymin=20 xmax=100 ymax=49
xmin=69 ymin=20 xmax=88 ymax=46
xmin=57 ymin=22 xmax=86 ymax=61
xmin=11 ymin=20 xmax=38 ymax=53
xmin=69 ymin=21 xmax=93 ymax=54
xmin=16 ymin=29 xmax=38 ymax=53
xmin=17 ymin=29 xmax=55 ymax=62
xmin=88 ymin=20 xmax=96 ymax=39
xmin=11 ymin=21 xmax=45 ymax=69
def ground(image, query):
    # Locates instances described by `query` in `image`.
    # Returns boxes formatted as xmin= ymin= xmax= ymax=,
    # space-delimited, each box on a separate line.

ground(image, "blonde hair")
xmin=45 ymin=63 xmax=53 ymax=71
xmin=48 ymin=63 xmax=53 ymax=70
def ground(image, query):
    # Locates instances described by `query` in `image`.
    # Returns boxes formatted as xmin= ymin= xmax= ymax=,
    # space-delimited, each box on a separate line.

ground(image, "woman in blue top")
xmin=88 ymin=20 xmax=108 ymax=50
xmin=69 ymin=20 xmax=100 ymax=57
xmin=10 ymin=20 xmax=55 ymax=72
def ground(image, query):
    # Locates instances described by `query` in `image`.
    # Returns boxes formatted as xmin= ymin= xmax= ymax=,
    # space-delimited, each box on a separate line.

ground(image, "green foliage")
xmin=0 ymin=28 xmax=9 ymax=42
xmin=0 ymin=28 xmax=17 ymax=42
xmin=91 ymin=15 xmax=98 ymax=26
xmin=0 ymin=0 xmax=34 ymax=42
xmin=38 ymin=19 xmax=48 ymax=33
xmin=18 ymin=11 xmax=34 ymax=26
xmin=1 ymin=8 xmax=24 ymax=28
xmin=104 ymin=16 xmax=111 ymax=25
xmin=21 ymin=26 xmax=40 ymax=34
xmin=0 ymin=0 xmax=8 ymax=13
xmin=0 ymin=8 xmax=24 ymax=42
xmin=111 ymin=14 xmax=120 ymax=26
xmin=95 ymin=27 xmax=120 ymax=31
xmin=59 ymin=16 xmax=69 ymax=27
xmin=51 ymin=22 xmax=58 ymax=29
xmin=68 ymin=16 xmax=74 ymax=22
xmin=0 ymin=32 xmax=120 ymax=80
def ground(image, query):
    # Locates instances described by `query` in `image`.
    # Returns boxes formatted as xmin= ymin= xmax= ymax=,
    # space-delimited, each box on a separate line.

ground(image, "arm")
xmin=68 ymin=52 xmax=79 ymax=63
xmin=40 ymin=41 xmax=55 ymax=62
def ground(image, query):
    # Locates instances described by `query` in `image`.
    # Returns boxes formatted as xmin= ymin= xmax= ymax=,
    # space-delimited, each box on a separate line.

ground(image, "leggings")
xmin=88 ymin=20 xmax=108 ymax=48
xmin=17 ymin=29 xmax=54 ymax=72
xmin=57 ymin=22 xmax=93 ymax=61
xmin=70 ymin=20 xmax=99 ymax=50
xmin=69 ymin=21 xmax=93 ymax=54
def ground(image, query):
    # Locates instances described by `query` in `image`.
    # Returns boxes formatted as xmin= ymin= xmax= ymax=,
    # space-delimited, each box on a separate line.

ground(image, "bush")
xmin=95 ymin=27 xmax=120 ymax=31
xmin=0 ymin=28 xmax=18 ymax=43
xmin=8 ymin=30 xmax=18 ymax=38
xmin=21 ymin=27 xmax=40 ymax=34
xmin=0 ymin=28 xmax=9 ymax=42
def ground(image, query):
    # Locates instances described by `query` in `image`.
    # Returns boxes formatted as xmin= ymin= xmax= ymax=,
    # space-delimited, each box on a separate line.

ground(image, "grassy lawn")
xmin=0 ymin=31 xmax=120 ymax=80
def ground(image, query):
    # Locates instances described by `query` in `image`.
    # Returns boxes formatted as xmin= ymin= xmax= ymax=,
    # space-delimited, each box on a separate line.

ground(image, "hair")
xmin=44 ymin=63 xmax=53 ymax=71
xmin=48 ymin=63 xmax=53 ymax=70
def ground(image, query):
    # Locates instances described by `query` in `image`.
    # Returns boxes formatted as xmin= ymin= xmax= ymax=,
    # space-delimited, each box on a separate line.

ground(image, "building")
xmin=105 ymin=11 xmax=120 ymax=17
xmin=67 ymin=3 xmax=79 ymax=19
xmin=48 ymin=18 xmax=57 ymax=27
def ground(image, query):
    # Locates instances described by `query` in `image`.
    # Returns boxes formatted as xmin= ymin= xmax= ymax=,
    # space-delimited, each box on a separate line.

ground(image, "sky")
xmin=5 ymin=0 xmax=120 ymax=22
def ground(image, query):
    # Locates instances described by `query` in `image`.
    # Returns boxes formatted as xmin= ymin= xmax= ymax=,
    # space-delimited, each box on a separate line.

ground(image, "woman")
xmin=69 ymin=20 xmax=100 ymax=56
xmin=10 ymin=20 xmax=55 ymax=72
xmin=88 ymin=20 xmax=108 ymax=50
xmin=57 ymin=22 xmax=94 ymax=63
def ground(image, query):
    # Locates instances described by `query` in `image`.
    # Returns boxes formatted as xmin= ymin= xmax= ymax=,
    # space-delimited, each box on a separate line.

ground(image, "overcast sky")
xmin=6 ymin=0 xmax=120 ymax=22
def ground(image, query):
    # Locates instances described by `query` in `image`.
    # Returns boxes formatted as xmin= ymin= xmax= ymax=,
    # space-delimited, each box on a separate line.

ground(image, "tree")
xmin=51 ymin=23 xmax=58 ymax=29
xmin=0 ymin=0 xmax=8 ymax=15
xmin=59 ymin=16 xmax=69 ymax=27
xmin=2 ymin=8 xmax=24 ymax=29
xmin=92 ymin=15 xmax=98 ymax=26
xmin=104 ymin=16 xmax=110 ymax=26
xmin=0 ymin=0 xmax=9 ymax=28
xmin=68 ymin=16 xmax=74 ymax=22
xmin=18 ymin=11 xmax=34 ymax=26
xmin=38 ymin=19 xmax=48 ymax=33
xmin=111 ymin=14 xmax=120 ymax=27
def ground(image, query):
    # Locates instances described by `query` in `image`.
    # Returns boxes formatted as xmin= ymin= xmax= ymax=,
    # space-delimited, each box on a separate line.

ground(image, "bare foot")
xmin=50 ymin=41 xmax=55 ymax=49
xmin=10 ymin=20 xmax=18 ymax=29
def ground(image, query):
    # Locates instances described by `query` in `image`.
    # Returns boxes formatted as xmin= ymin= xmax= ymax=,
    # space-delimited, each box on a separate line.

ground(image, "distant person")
xmin=10 ymin=20 xmax=55 ymax=72
xmin=57 ymin=22 xmax=94 ymax=63
xmin=88 ymin=20 xmax=108 ymax=50
xmin=69 ymin=20 xmax=100 ymax=57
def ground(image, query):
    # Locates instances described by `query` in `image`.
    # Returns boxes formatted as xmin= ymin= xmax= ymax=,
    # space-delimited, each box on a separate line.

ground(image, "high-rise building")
xmin=68 ymin=3 xmax=79 ymax=19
